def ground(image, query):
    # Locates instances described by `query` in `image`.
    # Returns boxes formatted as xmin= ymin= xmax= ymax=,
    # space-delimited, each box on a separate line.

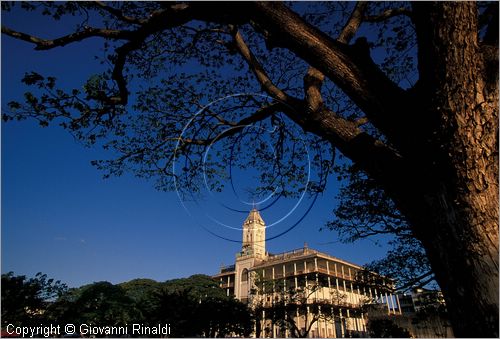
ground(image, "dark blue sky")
xmin=1 ymin=6 xmax=389 ymax=287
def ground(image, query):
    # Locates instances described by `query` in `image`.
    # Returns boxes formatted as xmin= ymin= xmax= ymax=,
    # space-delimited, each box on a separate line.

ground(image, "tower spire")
xmin=241 ymin=207 xmax=266 ymax=258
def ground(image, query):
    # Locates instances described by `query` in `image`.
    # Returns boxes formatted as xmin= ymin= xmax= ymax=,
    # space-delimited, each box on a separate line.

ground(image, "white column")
xmin=272 ymin=266 xmax=275 ymax=305
xmin=396 ymin=294 xmax=402 ymax=315
xmin=346 ymin=309 xmax=351 ymax=332
xmin=262 ymin=269 xmax=266 ymax=295
xmin=389 ymin=293 xmax=396 ymax=314
xmin=306 ymin=306 xmax=310 ymax=337
xmin=317 ymin=306 xmax=321 ymax=337
xmin=305 ymin=261 xmax=308 ymax=288
xmin=350 ymin=282 xmax=356 ymax=305
xmin=361 ymin=311 xmax=366 ymax=333
xmin=331 ymin=307 xmax=337 ymax=338
xmin=343 ymin=280 xmax=349 ymax=305
xmin=315 ymin=259 xmax=320 ymax=301
xmin=339 ymin=309 xmax=345 ymax=338
xmin=294 ymin=262 xmax=298 ymax=289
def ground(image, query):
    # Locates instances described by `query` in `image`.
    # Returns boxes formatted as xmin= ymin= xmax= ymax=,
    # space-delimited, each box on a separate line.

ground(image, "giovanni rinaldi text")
xmin=6 ymin=323 xmax=171 ymax=337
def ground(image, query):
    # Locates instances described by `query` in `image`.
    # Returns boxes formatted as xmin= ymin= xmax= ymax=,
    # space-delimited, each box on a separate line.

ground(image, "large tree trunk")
xmin=407 ymin=3 xmax=499 ymax=337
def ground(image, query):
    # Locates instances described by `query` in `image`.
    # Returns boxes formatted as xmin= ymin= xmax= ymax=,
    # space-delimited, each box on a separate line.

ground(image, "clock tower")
xmin=235 ymin=208 xmax=267 ymax=301
xmin=241 ymin=208 xmax=266 ymax=258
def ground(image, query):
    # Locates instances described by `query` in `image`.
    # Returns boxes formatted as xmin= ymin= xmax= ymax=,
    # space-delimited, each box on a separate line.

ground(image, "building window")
xmin=242 ymin=268 xmax=249 ymax=282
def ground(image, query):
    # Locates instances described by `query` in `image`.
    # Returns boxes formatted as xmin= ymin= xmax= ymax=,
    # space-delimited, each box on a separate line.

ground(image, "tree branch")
xmin=229 ymin=19 xmax=405 ymax=196
xmin=249 ymin=2 xmax=412 ymax=151
xmin=304 ymin=67 xmax=325 ymax=113
xmin=176 ymin=103 xmax=283 ymax=148
xmin=1 ymin=25 xmax=134 ymax=50
xmin=4 ymin=2 xmax=409 ymax=197
xmin=229 ymin=22 xmax=405 ymax=198
xmin=230 ymin=27 xmax=291 ymax=104
xmin=108 ymin=39 xmax=142 ymax=105
xmin=94 ymin=1 xmax=145 ymax=25
xmin=364 ymin=7 xmax=413 ymax=22
xmin=396 ymin=271 xmax=434 ymax=292
xmin=303 ymin=2 xmax=368 ymax=116
xmin=338 ymin=2 xmax=369 ymax=44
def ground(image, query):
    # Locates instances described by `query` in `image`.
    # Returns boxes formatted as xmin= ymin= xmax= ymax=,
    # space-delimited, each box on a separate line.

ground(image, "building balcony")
xmin=220 ymin=282 xmax=235 ymax=288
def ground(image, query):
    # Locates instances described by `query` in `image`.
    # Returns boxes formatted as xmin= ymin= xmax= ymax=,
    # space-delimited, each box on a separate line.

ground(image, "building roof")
xmin=244 ymin=208 xmax=265 ymax=225
xmin=252 ymin=246 xmax=364 ymax=271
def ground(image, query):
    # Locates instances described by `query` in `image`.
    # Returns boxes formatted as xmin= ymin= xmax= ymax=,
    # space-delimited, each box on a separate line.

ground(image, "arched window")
xmin=241 ymin=268 xmax=249 ymax=282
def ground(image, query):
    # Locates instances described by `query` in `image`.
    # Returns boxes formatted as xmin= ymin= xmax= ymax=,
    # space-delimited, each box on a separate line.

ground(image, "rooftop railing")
xmin=266 ymin=247 xmax=320 ymax=262
xmin=219 ymin=264 xmax=235 ymax=273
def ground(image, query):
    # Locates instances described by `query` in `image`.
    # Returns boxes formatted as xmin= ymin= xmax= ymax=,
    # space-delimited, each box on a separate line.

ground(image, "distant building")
xmin=393 ymin=288 xmax=454 ymax=338
xmin=214 ymin=209 xmax=401 ymax=338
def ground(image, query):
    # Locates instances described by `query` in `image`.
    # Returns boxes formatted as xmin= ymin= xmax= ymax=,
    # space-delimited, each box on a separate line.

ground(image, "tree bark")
xmin=406 ymin=3 xmax=499 ymax=337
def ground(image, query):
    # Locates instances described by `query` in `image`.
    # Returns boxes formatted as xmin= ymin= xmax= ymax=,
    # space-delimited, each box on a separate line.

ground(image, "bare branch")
xmin=230 ymin=27 xmax=291 ymax=104
xmin=304 ymin=2 xmax=368 ymax=115
xmin=1 ymin=25 xmax=134 ymax=50
xmin=176 ymin=103 xmax=283 ymax=148
xmin=338 ymin=2 xmax=369 ymax=44
xmin=396 ymin=271 xmax=434 ymax=292
xmin=109 ymin=39 xmax=142 ymax=105
xmin=354 ymin=116 xmax=370 ymax=127
xmin=304 ymin=67 xmax=325 ymax=112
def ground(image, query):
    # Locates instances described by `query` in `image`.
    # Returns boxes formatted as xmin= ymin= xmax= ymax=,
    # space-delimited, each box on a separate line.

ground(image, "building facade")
xmin=393 ymin=288 xmax=454 ymax=338
xmin=214 ymin=209 xmax=401 ymax=338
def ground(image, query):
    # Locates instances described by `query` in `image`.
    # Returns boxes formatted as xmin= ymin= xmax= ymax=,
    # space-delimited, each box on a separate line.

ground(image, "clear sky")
xmin=1 ymin=6 xmax=390 ymax=288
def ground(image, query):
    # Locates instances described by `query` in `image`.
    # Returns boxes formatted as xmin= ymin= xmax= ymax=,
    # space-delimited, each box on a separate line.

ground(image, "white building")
xmin=214 ymin=209 xmax=401 ymax=338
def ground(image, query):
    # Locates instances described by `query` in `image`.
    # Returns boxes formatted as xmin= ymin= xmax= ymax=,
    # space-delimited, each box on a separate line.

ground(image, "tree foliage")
xmin=366 ymin=318 xmax=411 ymax=338
xmin=2 ymin=272 xmax=252 ymax=338
xmin=1 ymin=272 xmax=68 ymax=327
xmin=327 ymin=164 xmax=434 ymax=291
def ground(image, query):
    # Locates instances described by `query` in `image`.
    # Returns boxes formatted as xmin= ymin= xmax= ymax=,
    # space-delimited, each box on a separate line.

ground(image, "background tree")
xmin=2 ymin=272 xmax=252 ymax=338
xmin=1 ymin=272 xmax=68 ymax=327
xmin=327 ymin=164 xmax=435 ymax=292
xmin=150 ymin=275 xmax=253 ymax=337
xmin=53 ymin=281 xmax=141 ymax=327
xmin=118 ymin=278 xmax=162 ymax=323
xmin=366 ymin=318 xmax=411 ymax=338
xmin=2 ymin=2 xmax=498 ymax=336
